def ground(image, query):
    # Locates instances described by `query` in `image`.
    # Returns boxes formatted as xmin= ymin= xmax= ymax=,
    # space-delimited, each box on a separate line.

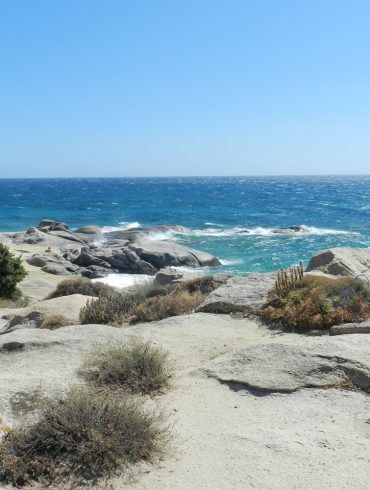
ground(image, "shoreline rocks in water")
xmin=3 ymin=220 xmax=221 ymax=278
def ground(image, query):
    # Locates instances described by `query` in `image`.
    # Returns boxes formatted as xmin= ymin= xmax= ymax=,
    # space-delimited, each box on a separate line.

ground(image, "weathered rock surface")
xmin=0 ymin=315 xmax=369 ymax=489
xmin=203 ymin=335 xmax=370 ymax=393
xmin=153 ymin=267 xmax=201 ymax=286
xmin=103 ymin=224 xmax=190 ymax=242
xmin=74 ymin=225 xmax=102 ymax=234
xmin=10 ymin=220 xmax=221 ymax=278
xmin=0 ymin=294 xmax=94 ymax=334
xmin=197 ymin=272 xmax=276 ymax=313
xmin=306 ymin=247 xmax=370 ymax=281
xmin=330 ymin=320 xmax=370 ymax=336
xmin=131 ymin=239 xmax=221 ymax=269
xmin=27 ymin=252 xmax=79 ymax=276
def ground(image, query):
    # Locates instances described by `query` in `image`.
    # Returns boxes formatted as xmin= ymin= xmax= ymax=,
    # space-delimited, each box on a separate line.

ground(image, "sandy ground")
xmin=0 ymin=314 xmax=368 ymax=489
xmin=0 ymin=237 xmax=369 ymax=489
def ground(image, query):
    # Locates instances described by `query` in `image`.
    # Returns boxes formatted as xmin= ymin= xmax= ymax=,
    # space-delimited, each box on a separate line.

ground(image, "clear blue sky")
xmin=1 ymin=0 xmax=370 ymax=177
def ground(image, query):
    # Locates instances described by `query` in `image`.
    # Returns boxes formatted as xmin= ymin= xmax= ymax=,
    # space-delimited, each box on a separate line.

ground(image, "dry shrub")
xmin=47 ymin=277 xmax=116 ymax=299
xmin=79 ymin=294 xmax=129 ymax=325
xmin=40 ymin=314 xmax=70 ymax=330
xmin=173 ymin=275 xmax=221 ymax=295
xmin=132 ymin=290 xmax=203 ymax=323
xmin=261 ymin=274 xmax=370 ymax=331
xmin=0 ymin=386 xmax=170 ymax=488
xmin=0 ymin=295 xmax=29 ymax=308
xmin=81 ymin=338 xmax=172 ymax=394
xmin=80 ymin=276 xmax=216 ymax=325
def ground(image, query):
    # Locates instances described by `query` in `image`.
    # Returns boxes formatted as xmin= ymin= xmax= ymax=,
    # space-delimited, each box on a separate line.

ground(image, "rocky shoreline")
xmin=2 ymin=219 xmax=221 ymax=278
xmin=0 ymin=222 xmax=369 ymax=489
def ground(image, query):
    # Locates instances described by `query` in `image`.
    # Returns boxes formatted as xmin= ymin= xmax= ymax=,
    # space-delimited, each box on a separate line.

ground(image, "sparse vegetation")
xmin=0 ymin=295 xmax=29 ymax=308
xmin=261 ymin=269 xmax=370 ymax=331
xmin=80 ymin=276 xmax=220 ymax=325
xmin=0 ymin=244 xmax=27 ymax=300
xmin=81 ymin=338 xmax=172 ymax=394
xmin=40 ymin=314 xmax=70 ymax=329
xmin=47 ymin=277 xmax=116 ymax=299
xmin=132 ymin=290 xmax=203 ymax=323
xmin=0 ymin=386 xmax=170 ymax=487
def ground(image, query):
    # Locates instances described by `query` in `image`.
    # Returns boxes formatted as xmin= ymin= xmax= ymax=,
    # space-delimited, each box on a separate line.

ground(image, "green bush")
xmin=261 ymin=274 xmax=370 ymax=331
xmin=0 ymin=244 xmax=27 ymax=299
xmin=0 ymin=386 xmax=170 ymax=487
xmin=81 ymin=338 xmax=172 ymax=394
xmin=47 ymin=277 xmax=116 ymax=299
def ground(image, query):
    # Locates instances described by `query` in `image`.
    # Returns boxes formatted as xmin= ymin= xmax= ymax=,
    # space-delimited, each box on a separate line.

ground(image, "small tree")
xmin=0 ymin=243 xmax=27 ymax=298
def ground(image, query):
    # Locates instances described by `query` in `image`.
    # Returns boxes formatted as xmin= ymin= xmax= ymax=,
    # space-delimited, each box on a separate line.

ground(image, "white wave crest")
xmin=101 ymin=221 xmax=141 ymax=233
xmin=175 ymin=224 xmax=359 ymax=237
xmin=92 ymin=273 xmax=152 ymax=289
xmin=219 ymin=258 xmax=243 ymax=265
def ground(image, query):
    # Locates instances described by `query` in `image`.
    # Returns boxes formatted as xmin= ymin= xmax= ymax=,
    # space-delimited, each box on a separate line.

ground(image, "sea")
xmin=0 ymin=176 xmax=369 ymax=279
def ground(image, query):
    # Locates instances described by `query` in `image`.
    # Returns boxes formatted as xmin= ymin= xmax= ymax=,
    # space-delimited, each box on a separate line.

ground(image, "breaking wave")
xmin=175 ymin=224 xmax=360 ymax=237
xmin=101 ymin=221 xmax=141 ymax=233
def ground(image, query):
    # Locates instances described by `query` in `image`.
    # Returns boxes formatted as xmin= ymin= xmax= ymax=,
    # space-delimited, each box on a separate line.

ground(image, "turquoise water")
xmin=0 ymin=176 xmax=369 ymax=274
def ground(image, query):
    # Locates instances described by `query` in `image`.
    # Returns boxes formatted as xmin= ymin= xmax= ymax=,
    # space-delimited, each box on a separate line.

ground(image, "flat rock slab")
xmin=330 ymin=320 xmax=370 ymax=336
xmin=203 ymin=335 xmax=370 ymax=393
xmin=306 ymin=247 xmax=370 ymax=281
xmin=0 ymin=294 xmax=94 ymax=334
xmin=197 ymin=272 xmax=276 ymax=314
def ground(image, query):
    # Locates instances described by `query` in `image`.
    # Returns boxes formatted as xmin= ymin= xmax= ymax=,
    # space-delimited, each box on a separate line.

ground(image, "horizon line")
xmin=1 ymin=173 xmax=370 ymax=180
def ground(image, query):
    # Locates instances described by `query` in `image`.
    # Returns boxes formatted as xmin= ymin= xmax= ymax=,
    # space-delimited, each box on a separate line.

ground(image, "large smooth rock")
xmin=306 ymin=247 xmax=370 ymax=281
xmin=41 ymin=263 xmax=73 ymax=275
xmin=74 ymin=225 xmax=102 ymax=234
xmin=131 ymin=239 xmax=221 ymax=269
xmin=330 ymin=320 xmax=370 ymax=336
xmin=153 ymin=267 xmax=201 ymax=286
xmin=203 ymin=336 xmax=370 ymax=393
xmin=27 ymin=253 xmax=77 ymax=276
xmin=75 ymin=246 xmax=157 ymax=275
xmin=104 ymin=224 xmax=190 ymax=242
xmin=38 ymin=219 xmax=69 ymax=231
xmin=0 ymin=294 xmax=95 ymax=334
xmin=197 ymin=272 xmax=276 ymax=313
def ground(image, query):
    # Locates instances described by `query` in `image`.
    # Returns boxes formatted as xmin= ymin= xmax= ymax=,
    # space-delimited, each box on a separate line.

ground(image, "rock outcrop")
xmin=197 ymin=272 xmax=276 ymax=314
xmin=0 ymin=294 xmax=94 ymax=334
xmin=153 ymin=267 xmax=201 ymax=286
xmin=306 ymin=247 xmax=370 ymax=281
xmin=203 ymin=335 xmax=370 ymax=393
xmin=330 ymin=320 xmax=370 ymax=336
xmin=17 ymin=220 xmax=221 ymax=278
xmin=74 ymin=225 xmax=102 ymax=234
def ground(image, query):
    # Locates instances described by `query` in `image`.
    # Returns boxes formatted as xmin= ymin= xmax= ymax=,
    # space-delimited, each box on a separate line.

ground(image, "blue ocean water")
xmin=0 ymin=176 xmax=369 ymax=275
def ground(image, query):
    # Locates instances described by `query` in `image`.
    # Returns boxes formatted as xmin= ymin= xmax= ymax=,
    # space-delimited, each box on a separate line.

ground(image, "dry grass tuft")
xmin=81 ymin=338 xmax=172 ymax=394
xmin=47 ymin=277 xmax=116 ymax=299
xmin=261 ymin=273 xmax=370 ymax=331
xmin=40 ymin=314 xmax=70 ymax=330
xmin=80 ymin=276 xmax=219 ymax=325
xmin=0 ymin=386 xmax=170 ymax=487
xmin=132 ymin=290 xmax=203 ymax=323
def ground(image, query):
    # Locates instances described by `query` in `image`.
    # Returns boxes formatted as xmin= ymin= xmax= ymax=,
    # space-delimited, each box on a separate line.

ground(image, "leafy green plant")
xmin=0 ymin=244 xmax=27 ymax=299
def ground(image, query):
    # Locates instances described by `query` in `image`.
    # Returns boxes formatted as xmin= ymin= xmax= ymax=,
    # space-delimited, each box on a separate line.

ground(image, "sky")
xmin=1 ymin=0 xmax=370 ymax=177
